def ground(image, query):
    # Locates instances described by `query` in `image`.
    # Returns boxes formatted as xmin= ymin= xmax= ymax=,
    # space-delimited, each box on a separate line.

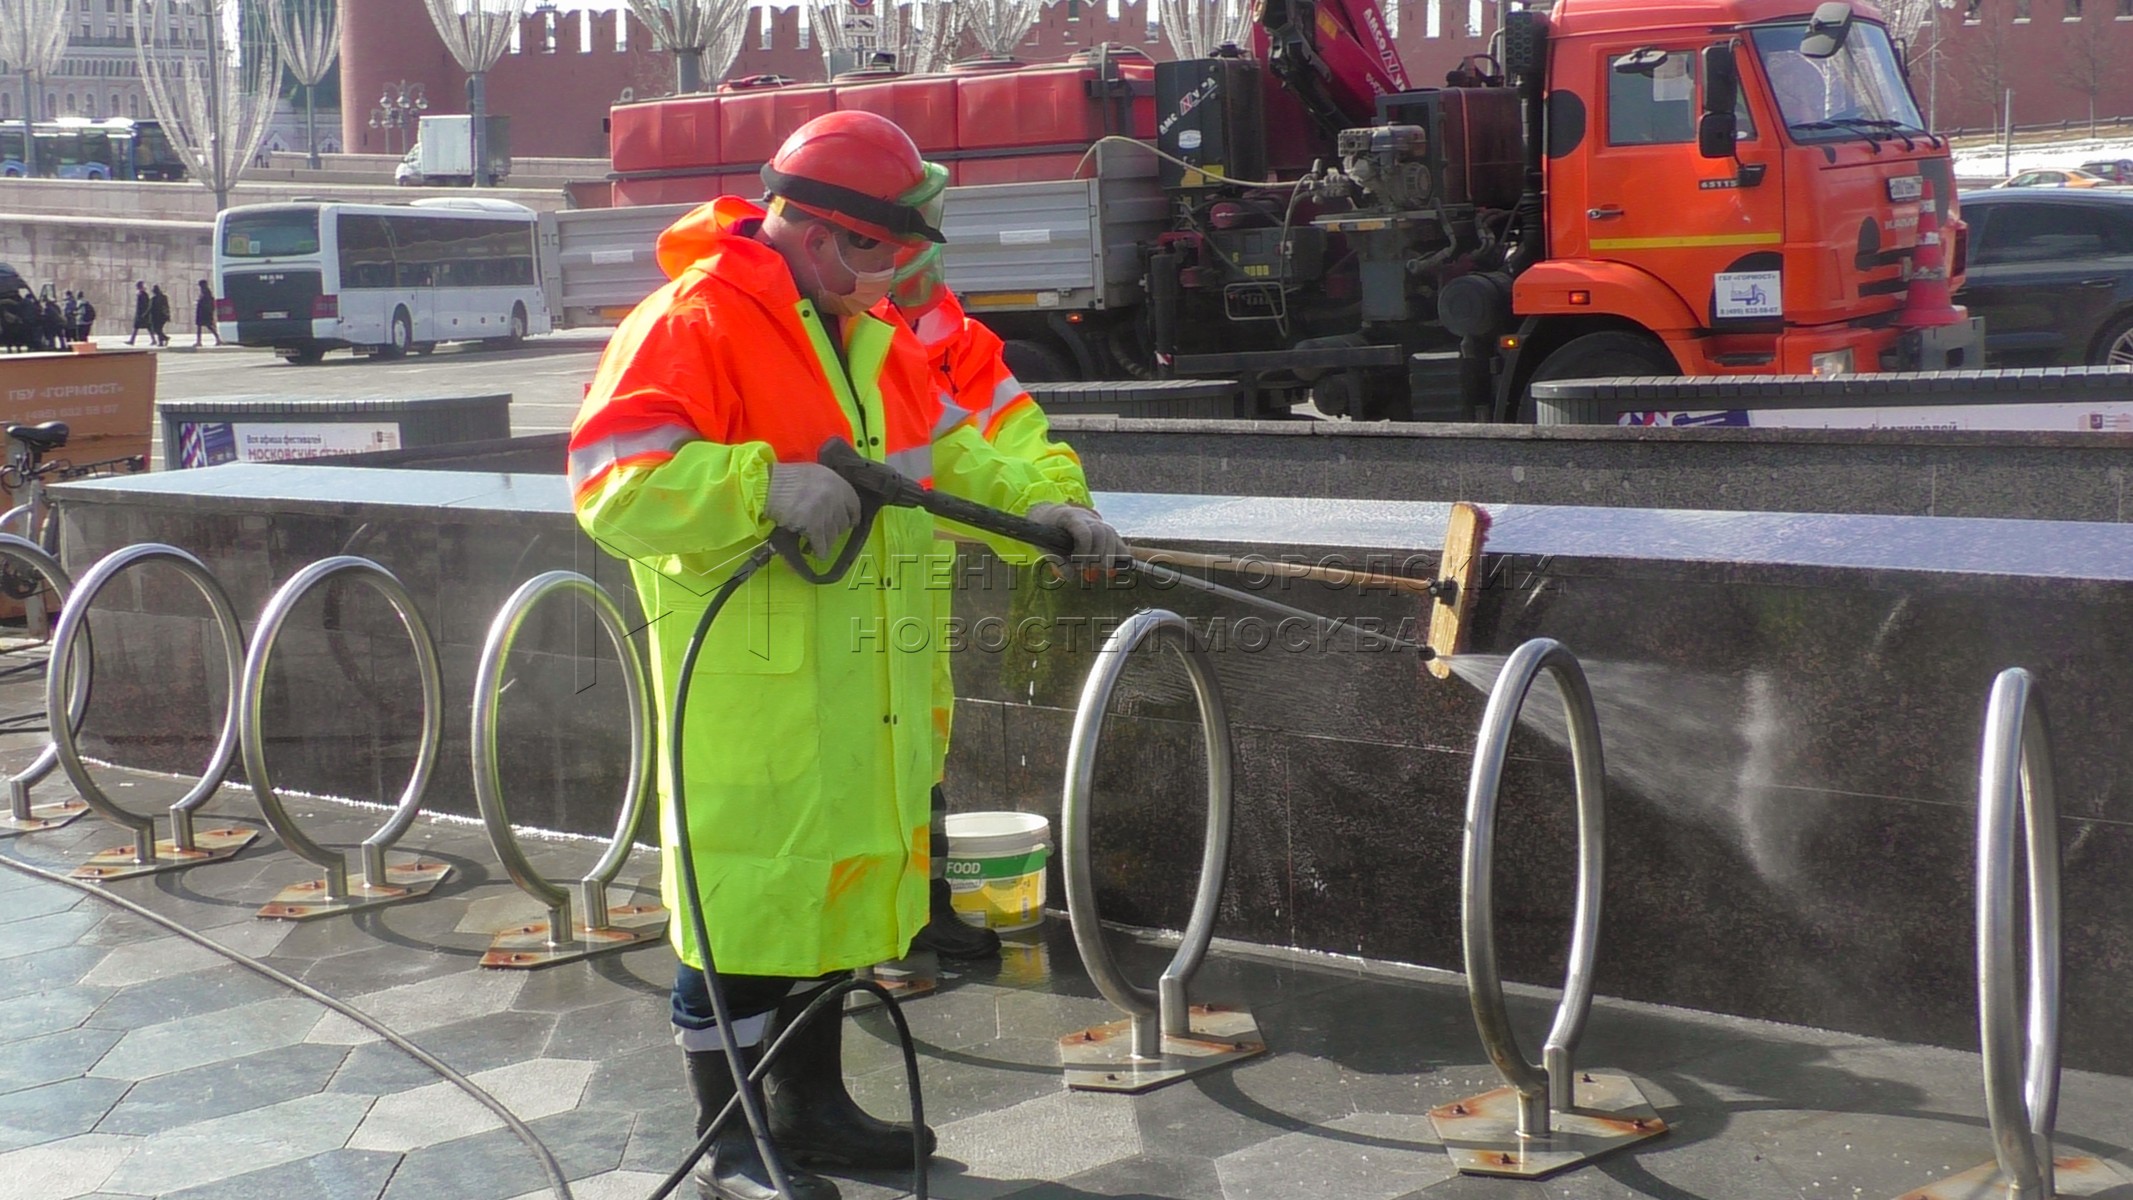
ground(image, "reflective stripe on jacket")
xmin=568 ymin=197 xmax=1072 ymax=977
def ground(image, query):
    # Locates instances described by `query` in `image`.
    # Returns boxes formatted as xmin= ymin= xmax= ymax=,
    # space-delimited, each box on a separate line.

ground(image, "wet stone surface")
xmin=0 ymin=723 xmax=2120 ymax=1198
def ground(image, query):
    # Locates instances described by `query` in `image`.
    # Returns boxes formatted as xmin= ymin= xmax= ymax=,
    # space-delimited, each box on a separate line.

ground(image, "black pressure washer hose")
xmin=647 ymin=537 xmax=930 ymax=1200
xmin=0 ymin=847 xmax=578 ymax=1200
xmin=0 ymin=441 xmax=1428 ymax=1200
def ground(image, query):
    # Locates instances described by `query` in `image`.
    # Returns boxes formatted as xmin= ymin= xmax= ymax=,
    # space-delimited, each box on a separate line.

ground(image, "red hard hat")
xmin=762 ymin=110 xmax=947 ymax=245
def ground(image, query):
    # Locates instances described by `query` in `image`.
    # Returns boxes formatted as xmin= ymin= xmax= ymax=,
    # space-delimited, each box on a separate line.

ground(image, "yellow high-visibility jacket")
xmin=568 ymin=199 xmax=1069 ymax=977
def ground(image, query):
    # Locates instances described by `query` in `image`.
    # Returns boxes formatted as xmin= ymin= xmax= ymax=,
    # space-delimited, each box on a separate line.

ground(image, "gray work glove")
xmin=765 ymin=462 xmax=862 ymax=557
xmin=1027 ymin=502 xmax=1130 ymax=574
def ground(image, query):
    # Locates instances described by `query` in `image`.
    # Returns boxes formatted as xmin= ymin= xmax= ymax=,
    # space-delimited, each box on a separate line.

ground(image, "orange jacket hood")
xmin=655 ymin=196 xmax=800 ymax=308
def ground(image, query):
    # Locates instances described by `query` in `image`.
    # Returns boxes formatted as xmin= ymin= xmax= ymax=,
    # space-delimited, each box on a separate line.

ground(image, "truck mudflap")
xmin=1881 ymin=317 xmax=1985 ymax=372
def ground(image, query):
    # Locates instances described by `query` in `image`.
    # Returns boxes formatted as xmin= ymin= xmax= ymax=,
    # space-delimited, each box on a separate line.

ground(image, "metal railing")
xmin=1976 ymin=667 xmax=2062 ymax=1199
xmin=470 ymin=571 xmax=663 ymax=968
xmin=1428 ymin=638 xmax=1664 ymax=1179
xmin=238 ymin=556 xmax=452 ymax=920
xmin=1056 ymin=608 xmax=1265 ymax=1093
xmin=45 ymin=544 xmax=259 ymax=880
xmin=0 ymin=534 xmax=87 ymax=835
xmin=1902 ymin=668 xmax=2126 ymax=1199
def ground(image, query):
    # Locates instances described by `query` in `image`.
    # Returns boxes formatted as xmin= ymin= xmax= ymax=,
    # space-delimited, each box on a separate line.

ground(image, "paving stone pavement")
xmin=0 ymin=722 xmax=2126 ymax=1197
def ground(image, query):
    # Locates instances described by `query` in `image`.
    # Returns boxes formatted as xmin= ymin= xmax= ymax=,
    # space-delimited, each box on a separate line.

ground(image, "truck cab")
xmin=1514 ymin=0 xmax=1974 ymax=397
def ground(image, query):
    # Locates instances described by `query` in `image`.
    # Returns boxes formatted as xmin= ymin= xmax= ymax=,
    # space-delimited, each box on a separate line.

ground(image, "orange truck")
xmin=575 ymin=0 xmax=1976 ymax=420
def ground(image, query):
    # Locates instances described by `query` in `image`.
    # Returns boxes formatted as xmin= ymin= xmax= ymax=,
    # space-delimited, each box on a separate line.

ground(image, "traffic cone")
xmin=1897 ymin=182 xmax=1964 ymax=328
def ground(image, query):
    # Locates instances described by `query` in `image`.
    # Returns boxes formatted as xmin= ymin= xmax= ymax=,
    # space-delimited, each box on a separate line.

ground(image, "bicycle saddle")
xmin=6 ymin=422 xmax=69 ymax=452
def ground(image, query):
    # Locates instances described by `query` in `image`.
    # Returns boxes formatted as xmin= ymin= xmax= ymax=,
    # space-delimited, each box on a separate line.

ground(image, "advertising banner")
xmin=176 ymin=421 xmax=402 ymax=467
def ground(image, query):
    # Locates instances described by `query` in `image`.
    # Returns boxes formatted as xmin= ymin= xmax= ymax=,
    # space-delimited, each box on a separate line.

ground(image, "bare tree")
xmin=1876 ymin=0 xmax=1956 ymax=43
xmin=422 ymin=0 xmax=527 ymax=188
xmin=1156 ymin=0 xmax=1254 ymax=58
xmin=266 ymin=0 xmax=340 ymax=170
xmin=902 ymin=1 xmax=962 ymax=72
xmin=135 ymin=0 xmax=280 ymax=210
xmin=955 ymin=0 xmax=1046 ymax=59
xmin=625 ymin=0 xmax=748 ymax=93
xmin=1949 ymin=1 xmax=2011 ymax=135
xmin=814 ymin=1 xmax=960 ymax=74
xmin=2061 ymin=10 xmax=2109 ymax=138
xmin=0 ymin=0 xmax=68 ymax=175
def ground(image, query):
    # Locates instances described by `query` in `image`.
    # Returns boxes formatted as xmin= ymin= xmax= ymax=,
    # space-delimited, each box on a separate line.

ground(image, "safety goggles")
xmin=889 ymin=243 xmax=946 ymax=315
xmin=760 ymin=158 xmax=950 ymax=247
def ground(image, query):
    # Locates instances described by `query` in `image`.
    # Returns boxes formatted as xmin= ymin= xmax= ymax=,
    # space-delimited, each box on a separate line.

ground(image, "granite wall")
xmin=325 ymin=422 xmax=2133 ymax=523
xmin=1047 ymin=417 xmax=2133 ymax=522
xmin=46 ymin=467 xmax=2133 ymax=1076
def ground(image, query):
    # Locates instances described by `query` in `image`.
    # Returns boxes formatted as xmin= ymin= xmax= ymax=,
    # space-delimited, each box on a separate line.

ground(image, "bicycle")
xmin=0 ymin=423 xmax=144 ymax=732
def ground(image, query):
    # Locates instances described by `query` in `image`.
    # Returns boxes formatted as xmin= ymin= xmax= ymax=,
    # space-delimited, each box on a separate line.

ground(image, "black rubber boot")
xmin=909 ymin=877 xmax=1002 ymax=960
xmin=683 ymin=1048 xmax=839 ymax=1200
xmin=765 ymin=996 xmax=936 ymax=1170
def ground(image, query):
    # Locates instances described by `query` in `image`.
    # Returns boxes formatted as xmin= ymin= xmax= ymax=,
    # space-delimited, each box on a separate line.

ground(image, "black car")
xmin=1956 ymin=190 xmax=2133 ymax=367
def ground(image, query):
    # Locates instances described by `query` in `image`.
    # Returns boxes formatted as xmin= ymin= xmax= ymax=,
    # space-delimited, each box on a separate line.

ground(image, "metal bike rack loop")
xmin=0 ymin=534 xmax=89 ymax=835
xmin=471 ymin=571 xmax=664 ymax=969
xmin=1056 ymin=608 xmax=1265 ymax=1093
xmin=1898 ymin=669 xmax=2126 ymax=1200
xmin=240 ymin=557 xmax=453 ymax=920
xmin=48 ymin=544 xmax=258 ymax=881
xmin=1428 ymin=638 xmax=1665 ymax=1178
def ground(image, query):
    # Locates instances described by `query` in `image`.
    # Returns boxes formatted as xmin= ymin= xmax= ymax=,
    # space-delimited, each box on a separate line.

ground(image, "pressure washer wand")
xmin=814 ymin=440 xmax=1433 ymax=658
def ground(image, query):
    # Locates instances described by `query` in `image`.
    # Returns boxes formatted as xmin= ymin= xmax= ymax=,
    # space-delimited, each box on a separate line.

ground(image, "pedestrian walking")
xmin=148 ymin=285 xmax=171 ymax=346
xmin=126 ymin=281 xmax=149 ymax=345
xmin=193 ymin=280 xmax=221 ymax=346
xmin=40 ymin=296 xmax=66 ymax=350
xmin=75 ymin=295 xmax=96 ymax=342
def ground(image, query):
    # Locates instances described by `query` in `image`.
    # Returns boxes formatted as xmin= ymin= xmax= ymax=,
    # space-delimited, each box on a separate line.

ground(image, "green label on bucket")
xmin=943 ymin=847 xmax=1049 ymax=882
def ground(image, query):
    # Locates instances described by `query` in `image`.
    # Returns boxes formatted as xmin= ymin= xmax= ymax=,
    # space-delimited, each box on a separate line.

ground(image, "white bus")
xmin=214 ymin=197 xmax=553 ymax=364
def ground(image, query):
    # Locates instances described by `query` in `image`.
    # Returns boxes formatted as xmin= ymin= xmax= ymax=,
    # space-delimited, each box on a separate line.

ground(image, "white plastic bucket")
xmin=943 ymin=811 xmax=1052 ymax=933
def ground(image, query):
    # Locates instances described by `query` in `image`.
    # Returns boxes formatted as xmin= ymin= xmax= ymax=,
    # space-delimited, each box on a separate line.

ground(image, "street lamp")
xmin=368 ymin=80 xmax=427 ymax=156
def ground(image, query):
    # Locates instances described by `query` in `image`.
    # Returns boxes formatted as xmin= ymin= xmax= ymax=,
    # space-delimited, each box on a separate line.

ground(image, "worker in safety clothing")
xmin=886 ymin=246 xmax=1096 ymax=962
xmin=567 ymin=110 xmax=1126 ymax=1200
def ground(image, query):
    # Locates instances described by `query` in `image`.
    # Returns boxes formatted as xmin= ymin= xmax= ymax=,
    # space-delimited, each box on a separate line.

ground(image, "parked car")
xmin=1995 ymin=168 xmax=2113 ymax=189
xmin=2079 ymin=159 xmax=2133 ymax=185
xmin=394 ymin=145 xmax=423 ymax=187
xmin=1956 ymin=190 xmax=2133 ymax=367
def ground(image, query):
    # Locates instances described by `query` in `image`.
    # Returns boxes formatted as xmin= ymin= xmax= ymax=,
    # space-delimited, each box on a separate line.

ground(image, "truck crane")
xmin=560 ymin=0 xmax=1977 ymax=420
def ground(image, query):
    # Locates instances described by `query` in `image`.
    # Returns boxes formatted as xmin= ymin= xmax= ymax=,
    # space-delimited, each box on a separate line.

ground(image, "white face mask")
xmin=807 ymin=230 xmax=897 ymax=317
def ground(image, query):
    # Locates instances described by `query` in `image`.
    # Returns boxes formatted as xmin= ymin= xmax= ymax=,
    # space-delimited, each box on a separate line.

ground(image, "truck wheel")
xmin=2093 ymin=311 xmax=2133 ymax=367
xmin=1528 ymin=332 xmax=1678 ymax=386
xmin=1002 ymin=338 xmax=1073 ymax=383
xmin=504 ymin=303 xmax=528 ymax=348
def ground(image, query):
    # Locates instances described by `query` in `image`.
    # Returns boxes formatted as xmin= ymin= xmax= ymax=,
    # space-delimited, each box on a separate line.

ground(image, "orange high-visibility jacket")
xmin=569 ymin=198 xmax=1072 ymax=977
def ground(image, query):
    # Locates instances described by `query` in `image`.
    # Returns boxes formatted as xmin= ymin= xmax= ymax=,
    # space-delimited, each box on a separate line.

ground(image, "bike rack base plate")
xmin=71 ymin=827 xmax=257 ymax=882
xmin=0 ymin=798 xmax=87 ymax=837
xmin=257 ymin=860 xmax=454 ymax=920
xmin=848 ymin=954 xmax=939 ymax=1011
xmin=1429 ymin=1072 xmax=1666 ymax=1179
xmin=1896 ymin=1155 xmax=2130 ymax=1199
xmin=480 ymin=903 xmax=666 ymax=969
xmin=1059 ymin=1003 xmax=1266 ymax=1094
